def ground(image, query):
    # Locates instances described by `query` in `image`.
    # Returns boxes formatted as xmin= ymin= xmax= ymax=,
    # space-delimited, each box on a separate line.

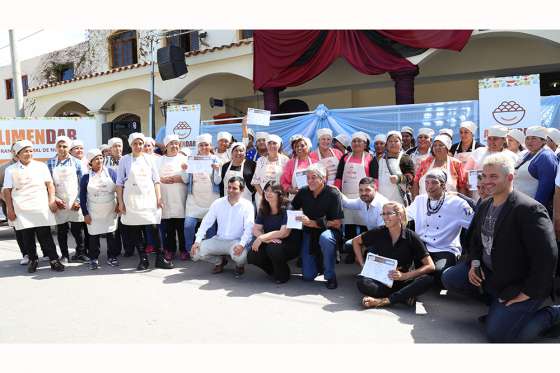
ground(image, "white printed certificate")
xmin=360 ymin=253 xmax=398 ymax=288
xmin=185 ymin=156 xmax=213 ymax=174
xmin=286 ymin=210 xmax=304 ymax=230
xmin=247 ymin=108 xmax=271 ymax=127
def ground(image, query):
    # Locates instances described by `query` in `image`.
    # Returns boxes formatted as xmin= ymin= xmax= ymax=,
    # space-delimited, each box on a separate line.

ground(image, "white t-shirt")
xmin=3 ymin=160 xmax=53 ymax=189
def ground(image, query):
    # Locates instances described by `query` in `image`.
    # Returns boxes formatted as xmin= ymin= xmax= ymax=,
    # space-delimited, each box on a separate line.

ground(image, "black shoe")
xmin=136 ymin=256 xmax=149 ymax=270
xmin=89 ymin=259 xmax=99 ymax=270
xmin=27 ymin=259 xmax=38 ymax=273
xmin=155 ymin=255 xmax=173 ymax=269
xmin=50 ymin=260 xmax=65 ymax=272
xmin=478 ymin=314 xmax=488 ymax=324
xmin=326 ymin=277 xmax=338 ymax=290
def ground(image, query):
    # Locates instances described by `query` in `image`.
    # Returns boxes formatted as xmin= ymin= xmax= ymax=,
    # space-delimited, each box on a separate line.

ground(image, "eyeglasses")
xmin=380 ymin=212 xmax=398 ymax=217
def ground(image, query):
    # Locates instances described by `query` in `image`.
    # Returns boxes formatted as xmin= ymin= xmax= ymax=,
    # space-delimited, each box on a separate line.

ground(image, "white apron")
xmin=418 ymin=157 xmax=458 ymax=195
xmin=121 ymin=155 xmax=161 ymax=226
xmin=317 ymin=148 xmax=339 ymax=186
xmin=378 ymin=154 xmax=405 ymax=205
xmin=513 ymin=149 xmax=542 ymax=199
xmin=290 ymin=157 xmax=312 ymax=201
xmin=410 ymin=149 xmax=431 ymax=173
xmin=158 ymin=155 xmax=187 ymax=219
xmin=185 ymin=171 xmax=219 ymax=219
xmin=453 ymin=141 xmax=476 ymax=167
xmin=342 ymin=153 xmax=367 ymax=225
xmin=87 ymin=168 xmax=117 ymax=235
xmin=52 ymin=159 xmax=83 ymax=224
xmin=215 ymin=150 xmax=230 ymax=166
xmin=255 ymin=156 xmax=286 ymax=208
xmin=10 ymin=163 xmax=56 ymax=230
xmin=223 ymin=161 xmax=252 ymax=203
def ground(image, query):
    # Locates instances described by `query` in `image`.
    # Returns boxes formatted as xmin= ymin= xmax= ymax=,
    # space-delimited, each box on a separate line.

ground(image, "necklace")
xmin=427 ymin=193 xmax=445 ymax=216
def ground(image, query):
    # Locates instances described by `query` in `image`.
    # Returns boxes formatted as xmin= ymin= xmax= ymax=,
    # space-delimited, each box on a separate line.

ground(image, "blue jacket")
xmin=524 ymin=147 xmax=557 ymax=209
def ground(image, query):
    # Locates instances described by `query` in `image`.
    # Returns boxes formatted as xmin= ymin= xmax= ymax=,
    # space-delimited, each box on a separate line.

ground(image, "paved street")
xmin=0 ymin=225 xmax=533 ymax=344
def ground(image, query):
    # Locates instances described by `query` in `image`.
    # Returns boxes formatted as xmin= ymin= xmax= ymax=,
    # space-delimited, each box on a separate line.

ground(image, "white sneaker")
xmin=20 ymin=255 xmax=29 ymax=265
xmin=59 ymin=257 xmax=69 ymax=264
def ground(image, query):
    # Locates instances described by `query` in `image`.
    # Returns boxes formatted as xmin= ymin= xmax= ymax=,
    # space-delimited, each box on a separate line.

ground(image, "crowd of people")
xmin=1 ymin=119 xmax=560 ymax=343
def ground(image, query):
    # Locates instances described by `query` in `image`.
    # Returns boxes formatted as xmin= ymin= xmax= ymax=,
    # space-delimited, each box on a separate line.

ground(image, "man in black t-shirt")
xmin=291 ymin=164 xmax=344 ymax=289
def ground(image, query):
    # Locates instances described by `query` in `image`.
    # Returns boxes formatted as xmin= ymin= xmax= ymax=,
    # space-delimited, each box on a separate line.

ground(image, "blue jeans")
xmin=301 ymin=230 xmax=337 ymax=281
xmin=184 ymin=217 xmax=217 ymax=252
xmin=144 ymin=223 xmax=165 ymax=248
xmin=442 ymin=261 xmax=560 ymax=343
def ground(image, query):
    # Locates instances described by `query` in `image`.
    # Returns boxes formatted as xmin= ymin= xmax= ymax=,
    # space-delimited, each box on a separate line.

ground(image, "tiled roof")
xmin=28 ymin=39 xmax=253 ymax=93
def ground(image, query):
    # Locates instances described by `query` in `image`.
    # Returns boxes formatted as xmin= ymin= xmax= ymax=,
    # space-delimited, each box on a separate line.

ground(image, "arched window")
xmin=110 ymin=31 xmax=138 ymax=68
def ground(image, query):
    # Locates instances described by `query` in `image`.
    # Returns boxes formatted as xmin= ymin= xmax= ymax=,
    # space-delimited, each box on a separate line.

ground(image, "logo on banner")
xmin=173 ymin=121 xmax=192 ymax=139
xmin=492 ymin=100 xmax=526 ymax=126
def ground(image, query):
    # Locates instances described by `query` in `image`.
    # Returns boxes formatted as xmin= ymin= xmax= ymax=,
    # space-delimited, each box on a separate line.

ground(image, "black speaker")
xmin=157 ymin=46 xmax=188 ymax=81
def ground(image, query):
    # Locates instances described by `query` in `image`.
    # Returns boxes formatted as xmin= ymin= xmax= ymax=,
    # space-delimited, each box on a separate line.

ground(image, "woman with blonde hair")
xmin=351 ymin=201 xmax=435 ymax=308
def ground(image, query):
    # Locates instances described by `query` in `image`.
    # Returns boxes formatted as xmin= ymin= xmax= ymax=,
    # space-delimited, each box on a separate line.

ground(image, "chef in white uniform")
xmin=406 ymin=168 xmax=474 ymax=287
xmin=79 ymin=149 xmax=119 ymax=270
xmin=2 ymin=140 xmax=65 ymax=273
xmin=214 ymin=142 xmax=256 ymax=203
xmin=157 ymin=134 xmax=188 ymax=261
xmin=48 ymin=135 xmax=87 ymax=263
xmin=116 ymin=132 xmax=173 ymax=271
xmin=450 ymin=121 xmax=483 ymax=166
xmin=215 ymin=131 xmax=233 ymax=166
xmin=507 ymin=128 xmax=527 ymax=158
xmin=311 ymin=128 xmax=343 ymax=186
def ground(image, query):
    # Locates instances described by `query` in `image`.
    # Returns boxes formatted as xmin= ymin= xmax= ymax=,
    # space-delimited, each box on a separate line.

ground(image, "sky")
xmin=0 ymin=29 xmax=88 ymax=67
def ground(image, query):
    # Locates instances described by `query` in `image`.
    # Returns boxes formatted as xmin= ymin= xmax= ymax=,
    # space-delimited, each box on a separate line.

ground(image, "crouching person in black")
xmin=353 ymin=201 xmax=435 ymax=308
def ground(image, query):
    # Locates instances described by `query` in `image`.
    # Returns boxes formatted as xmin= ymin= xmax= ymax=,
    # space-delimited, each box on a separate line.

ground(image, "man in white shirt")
xmin=406 ymin=168 xmax=474 ymax=287
xmin=191 ymin=176 xmax=254 ymax=277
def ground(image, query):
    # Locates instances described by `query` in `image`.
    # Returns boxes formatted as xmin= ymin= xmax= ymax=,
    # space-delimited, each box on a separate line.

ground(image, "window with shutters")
xmin=110 ymin=30 xmax=138 ymax=68
xmin=166 ymin=30 xmax=199 ymax=52
xmin=5 ymin=75 xmax=28 ymax=100
xmin=59 ymin=64 xmax=74 ymax=81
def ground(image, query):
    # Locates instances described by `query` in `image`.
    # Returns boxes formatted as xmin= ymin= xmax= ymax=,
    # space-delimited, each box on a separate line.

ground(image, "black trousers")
xmin=247 ymin=230 xmax=302 ymax=283
xmin=88 ymin=232 xmax=120 ymax=260
xmin=115 ymin=217 xmax=134 ymax=256
xmin=357 ymin=274 xmax=434 ymax=304
xmin=56 ymin=221 xmax=84 ymax=258
xmin=20 ymin=226 xmax=58 ymax=261
xmin=124 ymin=224 xmax=162 ymax=256
xmin=162 ymin=218 xmax=185 ymax=254
xmin=429 ymin=251 xmax=458 ymax=288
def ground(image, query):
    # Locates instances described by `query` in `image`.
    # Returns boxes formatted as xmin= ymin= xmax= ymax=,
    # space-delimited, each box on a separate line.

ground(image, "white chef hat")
xmin=70 ymin=139 xmax=84 ymax=150
xmin=317 ymin=128 xmax=333 ymax=139
xmin=247 ymin=128 xmax=255 ymax=139
xmin=144 ymin=136 xmax=156 ymax=146
xmin=196 ymin=133 xmax=212 ymax=145
xmin=401 ymin=126 xmax=414 ymax=135
xmin=547 ymin=128 xmax=560 ymax=145
xmin=373 ymin=134 xmax=387 ymax=143
xmin=255 ymin=132 xmax=268 ymax=140
xmin=352 ymin=131 xmax=369 ymax=143
xmin=99 ymin=144 xmax=109 ymax=151
xmin=108 ymin=137 xmax=123 ymax=147
xmin=487 ymin=125 xmax=508 ymax=138
xmin=13 ymin=140 xmax=33 ymax=155
xmin=418 ymin=127 xmax=435 ymax=138
xmin=334 ymin=133 xmax=351 ymax=148
xmin=164 ymin=134 xmax=180 ymax=146
xmin=425 ymin=167 xmax=448 ymax=185
xmin=128 ymin=132 xmax=145 ymax=146
xmin=307 ymin=163 xmax=327 ymax=180
xmin=290 ymin=135 xmax=312 ymax=149
xmin=230 ymin=142 xmax=246 ymax=152
xmin=386 ymin=131 xmax=402 ymax=141
xmin=290 ymin=134 xmax=303 ymax=144
xmin=217 ymin=131 xmax=233 ymax=142
xmin=55 ymin=136 xmax=71 ymax=145
xmin=507 ymin=129 xmax=525 ymax=145
xmin=460 ymin=121 xmax=477 ymax=134
xmin=433 ymin=134 xmax=452 ymax=150
xmin=86 ymin=148 xmax=102 ymax=164
xmin=266 ymin=134 xmax=282 ymax=145
xmin=438 ymin=128 xmax=454 ymax=138
xmin=525 ymin=126 xmax=548 ymax=139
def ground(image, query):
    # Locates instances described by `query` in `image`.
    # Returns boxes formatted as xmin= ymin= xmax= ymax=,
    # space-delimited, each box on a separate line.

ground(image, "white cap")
xmin=144 ymin=136 xmax=156 ymax=146
xmin=334 ymin=133 xmax=350 ymax=147
xmin=128 ymin=132 xmax=145 ymax=146
xmin=433 ymin=134 xmax=452 ymax=150
xmin=386 ymin=131 xmax=402 ymax=141
xmin=164 ymin=134 xmax=180 ymax=147
xmin=460 ymin=121 xmax=477 ymax=134
xmin=547 ymin=128 xmax=560 ymax=145
xmin=217 ymin=131 xmax=233 ymax=142
xmin=418 ymin=127 xmax=435 ymax=138
xmin=70 ymin=139 xmax=84 ymax=150
xmin=247 ymin=128 xmax=255 ymax=139
xmin=13 ymin=140 xmax=33 ymax=155
xmin=55 ymin=135 xmax=71 ymax=145
xmin=266 ymin=134 xmax=282 ymax=145
xmin=228 ymin=142 xmax=246 ymax=158
xmin=108 ymin=137 xmax=123 ymax=147
xmin=255 ymin=132 xmax=268 ymax=140
xmin=401 ymin=126 xmax=414 ymax=135
xmin=487 ymin=125 xmax=508 ymax=138
xmin=373 ymin=134 xmax=387 ymax=143
xmin=351 ymin=131 xmax=369 ymax=142
xmin=525 ymin=126 xmax=548 ymax=139
xmin=507 ymin=129 xmax=526 ymax=145
xmin=439 ymin=128 xmax=454 ymax=138
xmin=196 ymin=133 xmax=212 ymax=145
xmin=86 ymin=148 xmax=102 ymax=164
xmin=317 ymin=128 xmax=333 ymax=139
xmin=290 ymin=134 xmax=303 ymax=144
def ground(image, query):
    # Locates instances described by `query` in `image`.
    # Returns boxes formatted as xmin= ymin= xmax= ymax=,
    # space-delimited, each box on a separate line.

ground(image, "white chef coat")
xmin=341 ymin=192 xmax=389 ymax=230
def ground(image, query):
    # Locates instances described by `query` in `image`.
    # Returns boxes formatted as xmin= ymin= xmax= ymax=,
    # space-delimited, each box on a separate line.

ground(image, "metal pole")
xmin=8 ymin=30 xmax=25 ymax=117
xmin=148 ymin=34 xmax=156 ymax=138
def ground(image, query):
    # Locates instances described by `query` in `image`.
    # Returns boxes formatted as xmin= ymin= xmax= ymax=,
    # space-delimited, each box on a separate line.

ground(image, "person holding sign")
xmin=214 ymin=142 xmax=256 ymax=203
xmin=47 ymin=136 xmax=87 ymax=263
xmin=280 ymin=135 xmax=318 ymax=200
xmin=183 ymin=133 xmax=221 ymax=260
xmin=116 ymin=132 xmax=173 ymax=271
xmin=157 ymin=135 xmax=188 ymax=261
xmin=291 ymin=163 xmax=343 ymax=289
xmin=251 ymin=134 xmax=289 ymax=209
xmin=247 ymin=181 xmax=301 ymax=283
xmin=352 ymin=202 xmax=435 ymax=308
xmin=79 ymin=149 xmax=119 ymax=270
xmin=2 ymin=140 xmax=65 ymax=273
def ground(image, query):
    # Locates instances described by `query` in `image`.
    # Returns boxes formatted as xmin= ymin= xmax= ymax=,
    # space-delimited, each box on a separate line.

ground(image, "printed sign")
xmin=247 ymin=108 xmax=271 ymax=127
xmin=166 ymin=104 xmax=201 ymax=152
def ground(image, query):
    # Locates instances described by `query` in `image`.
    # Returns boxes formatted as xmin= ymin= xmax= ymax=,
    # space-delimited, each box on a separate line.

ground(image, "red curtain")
xmin=253 ymin=30 xmax=472 ymax=90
